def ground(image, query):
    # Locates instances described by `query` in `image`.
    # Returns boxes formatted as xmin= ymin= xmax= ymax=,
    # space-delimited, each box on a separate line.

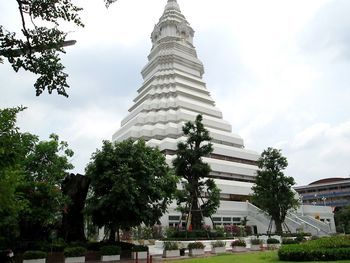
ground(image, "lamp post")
xmin=299 ymin=195 xmax=304 ymax=216
xmin=322 ymin=196 xmax=326 ymax=206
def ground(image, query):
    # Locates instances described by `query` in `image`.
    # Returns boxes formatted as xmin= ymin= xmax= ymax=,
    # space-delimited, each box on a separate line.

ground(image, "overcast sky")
xmin=1 ymin=0 xmax=350 ymax=186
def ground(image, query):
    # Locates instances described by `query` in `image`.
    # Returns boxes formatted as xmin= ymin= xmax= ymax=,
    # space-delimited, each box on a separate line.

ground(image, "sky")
xmin=1 ymin=0 xmax=350 ymax=186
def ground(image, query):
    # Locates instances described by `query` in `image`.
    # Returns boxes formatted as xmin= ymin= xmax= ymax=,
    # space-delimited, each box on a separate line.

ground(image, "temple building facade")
xmin=112 ymin=0 xmax=335 ymax=235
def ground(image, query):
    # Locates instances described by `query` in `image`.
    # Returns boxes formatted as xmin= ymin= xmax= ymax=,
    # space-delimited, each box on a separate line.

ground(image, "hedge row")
xmin=279 ymin=236 xmax=350 ymax=261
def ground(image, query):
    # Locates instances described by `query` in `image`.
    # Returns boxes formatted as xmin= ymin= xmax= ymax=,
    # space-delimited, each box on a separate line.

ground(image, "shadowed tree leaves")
xmin=86 ymin=139 xmax=177 ymax=242
xmin=252 ymin=147 xmax=299 ymax=234
xmin=173 ymin=115 xmax=220 ymax=230
xmin=0 ymin=0 xmax=118 ymax=96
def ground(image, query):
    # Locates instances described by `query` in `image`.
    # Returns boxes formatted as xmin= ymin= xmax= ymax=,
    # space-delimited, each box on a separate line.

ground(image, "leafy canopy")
xmin=0 ymin=106 xmax=74 ymax=246
xmin=252 ymin=147 xmax=299 ymax=234
xmin=0 ymin=0 xmax=118 ymax=97
xmin=173 ymin=115 xmax=220 ymax=230
xmin=86 ymin=139 xmax=177 ymax=241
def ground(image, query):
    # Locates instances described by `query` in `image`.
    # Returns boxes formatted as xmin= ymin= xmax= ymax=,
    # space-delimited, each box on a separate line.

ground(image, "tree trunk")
xmin=60 ymin=173 xmax=90 ymax=242
xmin=274 ymin=218 xmax=283 ymax=235
xmin=190 ymin=188 xmax=203 ymax=230
xmin=109 ymin=225 xmax=116 ymax=242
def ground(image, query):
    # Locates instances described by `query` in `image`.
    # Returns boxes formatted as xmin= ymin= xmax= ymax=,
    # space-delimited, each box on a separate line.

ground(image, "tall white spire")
xmin=113 ymin=0 xmax=259 ymax=183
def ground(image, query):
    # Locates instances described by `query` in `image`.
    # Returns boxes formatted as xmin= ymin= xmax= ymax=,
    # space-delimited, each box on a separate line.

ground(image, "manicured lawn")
xmin=168 ymin=252 xmax=350 ymax=263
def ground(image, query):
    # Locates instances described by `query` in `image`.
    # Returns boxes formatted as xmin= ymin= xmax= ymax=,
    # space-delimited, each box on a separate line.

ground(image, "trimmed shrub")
xmin=131 ymin=245 xmax=148 ymax=252
xmin=267 ymin=238 xmax=280 ymax=244
xmin=282 ymin=238 xmax=298 ymax=245
xmin=63 ymin=246 xmax=87 ymax=257
xmin=231 ymin=239 xmax=246 ymax=247
xmin=100 ymin=245 xmax=121 ymax=255
xmin=279 ymin=236 xmax=350 ymax=261
xmin=251 ymin=239 xmax=262 ymax=245
xmin=23 ymin=250 xmax=47 ymax=260
xmin=211 ymin=240 xmax=226 ymax=248
xmin=188 ymin=242 xmax=205 ymax=250
xmin=163 ymin=242 xmax=178 ymax=251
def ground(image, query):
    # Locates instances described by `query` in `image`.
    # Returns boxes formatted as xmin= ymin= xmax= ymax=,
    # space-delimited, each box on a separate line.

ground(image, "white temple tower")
xmin=112 ymin=0 xmax=336 ymax=234
xmin=112 ymin=0 xmax=259 ymax=185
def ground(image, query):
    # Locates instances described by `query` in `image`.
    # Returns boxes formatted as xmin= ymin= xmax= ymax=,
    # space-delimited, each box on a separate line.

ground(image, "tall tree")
xmin=252 ymin=147 xmax=299 ymax=234
xmin=0 ymin=0 xmax=118 ymax=96
xmin=86 ymin=139 xmax=178 ymax=242
xmin=335 ymin=205 xmax=350 ymax=234
xmin=173 ymin=115 xmax=220 ymax=230
xmin=18 ymin=133 xmax=74 ymax=241
xmin=0 ymin=106 xmax=75 ymax=245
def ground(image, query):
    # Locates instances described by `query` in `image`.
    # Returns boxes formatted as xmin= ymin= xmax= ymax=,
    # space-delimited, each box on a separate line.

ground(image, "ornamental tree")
xmin=173 ymin=115 xmax=220 ymax=230
xmin=86 ymin=139 xmax=178 ymax=242
xmin=252 ymin=147 xmax=299 ymax=234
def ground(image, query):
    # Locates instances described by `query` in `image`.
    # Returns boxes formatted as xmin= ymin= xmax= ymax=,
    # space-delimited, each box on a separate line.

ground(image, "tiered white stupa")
xmin=112 ymin=0 xmax=259 ymax=185
xmin=112 ymin=0 xmax=336 ymax=234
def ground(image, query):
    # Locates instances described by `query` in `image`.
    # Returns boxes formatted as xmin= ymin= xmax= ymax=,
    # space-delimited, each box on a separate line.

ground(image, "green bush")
xmin=267 ymin=238 xmax=280 ymax=244
xmin=279 ymin=236 xmax=350 ymax=261
xmin=231 ymin=239 xmax=246 ymax=247
xmin=86 ymin=241 xmax=101 ymax=251
xmin=63 ymin=246 xmax=87 ymax=257
xmin=211 ymin=240 xmax=226 ymax=248
xmin=251 ymin=239 xmax=262 ymax=245
xmin=163 ymin=241 xmax=179 ymax=250
xmin=100 ymin=245 xmax=121 ymax=255
xmin=132 ymin=245 xmax=148 ymax=252
xmin=188 ymin=242 xmax=205 ymax=250
xmin=23 ymin=250 xmax=47 ymax=260
xmin=282 ymin=238 xmax=298 ymax=245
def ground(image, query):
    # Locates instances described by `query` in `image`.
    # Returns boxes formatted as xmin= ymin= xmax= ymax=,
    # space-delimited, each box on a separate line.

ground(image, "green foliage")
xmin=231 ymin=240 xmax=246 ymax=247
xmin=279 ymin=236 xmax=350 ymax=261
xmin=23 ymin=250 xmax=47 ymax=259
xmin=100 ymin=245 xmax=121 ymax=255
xmin=131 ymin=245 xmax=148 ymax=252
xmin=335 ymin=205 xmax=350 ymax=234
xmin=251 ymin=239 xmax=263 ymax=245
xmin=282 ymin=238 xmax=299 ymax=245
xmin=188 ymin=242 xmax=205 ymax=250
xmin=211 ymin=240 xmax=226 ymax=248
xmin=86 ymin=139 xmax=177 ymax=241
xmin=0 ymin=106 xmax=74 ymax=246
xmin=163 ymin=242 xmax=179 ymax=251
xmin=267 ymin=238 xmax=280 ymax=244
xmin=252 ymin=147 xmax=299 ymax=234
xmin=173 ymin=115 xmax=220 ymax=230
xmin=63 ymin=246 xmax=87 ymax=257
xmin=0 ymin=0 xmax=118 ymax=96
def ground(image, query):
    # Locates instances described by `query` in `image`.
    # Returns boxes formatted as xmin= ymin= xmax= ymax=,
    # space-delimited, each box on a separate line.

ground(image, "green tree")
xmin=173 ymin=115 xmax=220 ymax=230
xmin=0 ymin=106 xmax=74 ymax=245
xmin=18 ymin=133 xmax=74 ymax=241
xmin=0 ymin=0 xmax=118 ymax=97
xmin=86 ymin=139 xmax=178 ymax=242
xmin=335 ymin=205 xmax=350 ymax=234
xmin=252 ymin=147 xmax=299 ymax=234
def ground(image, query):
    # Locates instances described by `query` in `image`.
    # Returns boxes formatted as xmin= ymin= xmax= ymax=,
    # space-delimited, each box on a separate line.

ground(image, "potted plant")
xmin=23 ymin=251 xmax=47 ymax=263
xmin=188 ymin=242 xmax=205 ymax=256
xmin=162 ymin=241 xmax=179 ymax=258
xmin=250 ymin=239 xmax=262 ymax=251
xmin=63 ymin=246 xmax=87 ymax=263
xmin=211 ymin=240 xmax=226 ymax=254
xmin=100 ymin=245 xmax=121 ymax=262
xmin=266 ymin=238 xmax=280 ymax=250
xmin=231 ymin=239 xmax=246 ymax=252
xmin=131 ymin=245 xmax=148 ymax=260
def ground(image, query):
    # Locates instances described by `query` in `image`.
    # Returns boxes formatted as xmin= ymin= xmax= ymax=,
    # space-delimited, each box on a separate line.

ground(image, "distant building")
xmin=294 ymin=178 xmax=350 ymax=211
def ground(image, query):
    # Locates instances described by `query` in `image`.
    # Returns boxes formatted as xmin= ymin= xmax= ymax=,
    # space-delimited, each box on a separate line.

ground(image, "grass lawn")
xmin=168 ymin=252 xmax=350 ymax=263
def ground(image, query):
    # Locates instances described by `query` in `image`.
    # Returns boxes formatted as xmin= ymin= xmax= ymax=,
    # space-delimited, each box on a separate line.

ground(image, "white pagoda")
xmin=112 ymin=0 xmax=335 ymax=235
